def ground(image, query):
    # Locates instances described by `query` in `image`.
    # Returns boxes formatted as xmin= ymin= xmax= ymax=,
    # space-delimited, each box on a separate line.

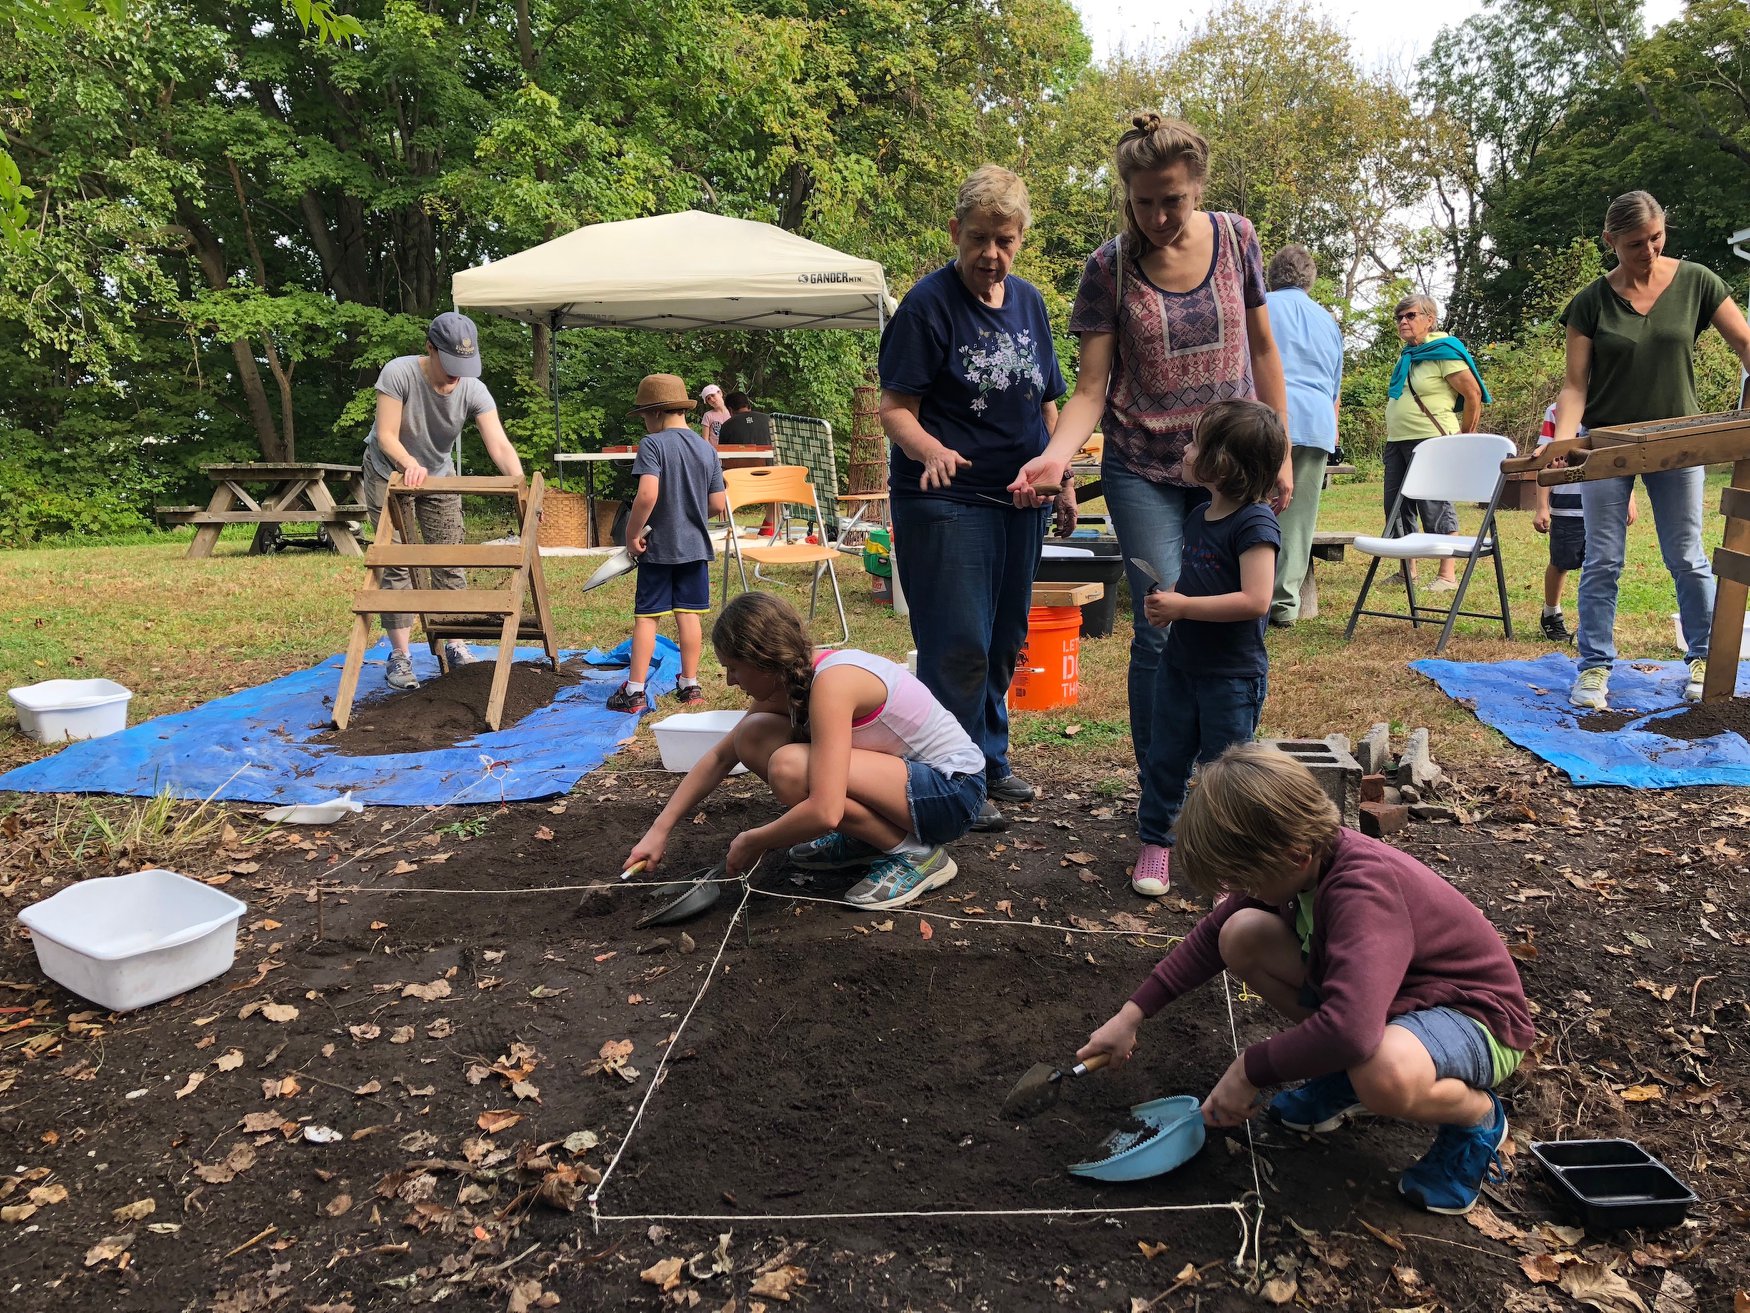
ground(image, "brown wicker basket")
xmin=539 ymin=489 xmax=592 ymax=548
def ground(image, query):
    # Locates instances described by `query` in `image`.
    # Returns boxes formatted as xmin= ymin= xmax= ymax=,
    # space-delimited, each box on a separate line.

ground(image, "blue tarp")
xmin=0 ymin=638 xmax=679 ymax=806
xmin=1411 ymin=652 xmax=1750 ymax=788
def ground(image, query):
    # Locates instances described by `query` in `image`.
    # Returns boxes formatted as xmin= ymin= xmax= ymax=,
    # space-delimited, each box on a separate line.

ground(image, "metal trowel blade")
xmin=1002 ymin=1061 xmax=1063 ymax=1119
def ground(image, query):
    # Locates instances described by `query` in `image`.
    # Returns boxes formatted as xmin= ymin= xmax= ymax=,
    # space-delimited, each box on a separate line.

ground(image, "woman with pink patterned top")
xmin=1013 ymin=113 xmax=1291 ymax=897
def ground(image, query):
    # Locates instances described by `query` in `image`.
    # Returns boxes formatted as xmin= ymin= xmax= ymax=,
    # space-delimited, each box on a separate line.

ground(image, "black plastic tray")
xmin=1530 ymin=1139 xmax=1696 ymax=1230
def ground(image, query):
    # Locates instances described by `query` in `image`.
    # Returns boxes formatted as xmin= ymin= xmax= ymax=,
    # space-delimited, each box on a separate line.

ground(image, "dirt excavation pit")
xmin=312 ymin=657 xmax=595 ymax=753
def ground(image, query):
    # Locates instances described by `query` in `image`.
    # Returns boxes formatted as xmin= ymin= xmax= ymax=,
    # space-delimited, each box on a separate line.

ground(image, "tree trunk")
xmin=174 ymin=208 xmax=287 ymax=461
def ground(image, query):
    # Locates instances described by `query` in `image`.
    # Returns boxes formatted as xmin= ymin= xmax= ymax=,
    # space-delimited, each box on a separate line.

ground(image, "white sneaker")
xmin=1569 ymin=667 xmax=1609 ymax=710
xmin=1684 ymin=659 xmax=1706 ymax=702
xmin=445 ymin=641 xmax=479 ymax=667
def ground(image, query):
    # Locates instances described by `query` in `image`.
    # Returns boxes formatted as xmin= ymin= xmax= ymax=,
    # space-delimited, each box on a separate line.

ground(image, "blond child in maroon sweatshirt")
xmin=1080 ymin=742 xmax=1534 ymax=1215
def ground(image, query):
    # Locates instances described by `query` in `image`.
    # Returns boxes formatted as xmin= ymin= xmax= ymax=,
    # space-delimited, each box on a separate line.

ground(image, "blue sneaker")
xmin=843 ymin=848 xmax=957 ymax=910
xmin=1268 ymin=1071 xmax=1364 ymax=1133
xmin=1398 ymin=1090 xmax=1509 ymax=1215
xmin=788 ymin=831 xmax=883 ymax=870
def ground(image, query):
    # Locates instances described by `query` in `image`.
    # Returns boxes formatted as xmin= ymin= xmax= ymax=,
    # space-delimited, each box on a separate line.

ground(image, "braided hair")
xmin=711 ymin=591 xmax=816 ymax=731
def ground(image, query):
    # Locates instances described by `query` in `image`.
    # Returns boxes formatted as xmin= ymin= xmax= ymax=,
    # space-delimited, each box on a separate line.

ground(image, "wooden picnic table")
xmin=157 ymin=462 xmax=366 ymax=559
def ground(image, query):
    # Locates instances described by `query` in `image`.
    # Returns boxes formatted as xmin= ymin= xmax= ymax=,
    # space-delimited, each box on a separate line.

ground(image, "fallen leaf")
xmin=641 ymin=1257 xmax=683 ymax=1291
xmin=348 ymin=1024 xmax=381 ymax=1042
xmin=391 ymin=860 xmax=418 ymax=876
xmin=261 ymin=1003 xmax=299 ymax=1023
xmin=534 ymin=826 xmax=555 ymax=841
xmin=678 ymin=932 xmax=697 ymax=955
xmin=241 ymin=1111 xmax=286 ymax=1133
xmin=1560 ymin=1261 xmax=1649 ymax=1313
xmin=872 ymin=920 xmax=894 ymax=933
xmin=995 ymin=899 xmax=1013 ymax=915
xmin=389 ymin=1026 xmax=415 ymax=1044
xmin=214 ymin=1049 xmax=245 ymax=1072
xmin=749 ymin=1265 xmax=807 ymax=1300
xmin=195 ymin=1143 xmax=258 ymax=1184
xmin=426 ymin=1018 xmax=454 ymax=1039
xmin=1261 ymin=1276 xmax=1298 ymax=1305
xmin=402 ymin=979 xmax=451 ymax=1002
xmin=27 ymin=1183 xmax=68 ymax=1206
xmin=325 ymin=1193 xmax=353 ymax=1217
xmin=477 ymin=1110 xmax=522 ymax=1134
xmin=112 ymin=1198 xmax=155 ymax=1223
xmin=918 ymin=919 xmax=934 ymax=941
xmin=354 ymin=1079 xmax=382 ymax=1096
xmin=1061 ymin=851 xmax=1095 ymax=866
xmin=176 ymin=1071 xmax=206 ymax=1099
xmin=84 ymin=1233 xmax=134 ymax=1267
xmin=2 ymin=1203 xmax=38 ymax=1223
xmin=1619 ymin=1084 xmax=1664 ymax=1103
xmin=1358 ymin=1218 xmax=1407 ymax=1252
xmin=1138 ymin=1240 xmax=1169 ymax=1259
xmin=1466 ymin=1204 xmax=1524 ymax=1244
xmin=1521 ymin=1254 xmax=1565 ymax=1284
xmin=528 ymin=985 xmax=568 ymax=999
xmin=563 ymin=1130 xmax=598 ymax=1155
xmin=1653 ymin=1271 xmax=1696 ymax=1313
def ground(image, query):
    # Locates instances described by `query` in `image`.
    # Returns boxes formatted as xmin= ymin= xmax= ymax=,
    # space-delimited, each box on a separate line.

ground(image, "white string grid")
xmin=277 ymin=780 xmax=1264 ymax=1275
xmin=580 ymin=878 xmax=1266 ymax=1276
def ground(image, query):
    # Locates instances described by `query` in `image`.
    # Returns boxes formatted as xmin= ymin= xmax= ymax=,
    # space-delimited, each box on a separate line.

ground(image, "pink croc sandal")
xmin=1131 ymin=843 xmax=1170 ymax=897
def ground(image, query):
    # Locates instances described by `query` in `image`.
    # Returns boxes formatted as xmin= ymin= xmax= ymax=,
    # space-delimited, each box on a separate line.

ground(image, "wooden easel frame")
xmin=1502 ymin=408 xmax=1750 ymax=702
xmin=332 ymin=473 xmax=559 ymax=731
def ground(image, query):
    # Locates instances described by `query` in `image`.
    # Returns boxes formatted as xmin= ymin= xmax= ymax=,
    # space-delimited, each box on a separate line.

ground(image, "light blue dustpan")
xmin=1068 ymin=1095 xmax=1206 ymax=1182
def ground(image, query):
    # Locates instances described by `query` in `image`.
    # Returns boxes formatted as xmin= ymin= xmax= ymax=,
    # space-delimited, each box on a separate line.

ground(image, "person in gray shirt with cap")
xmin=362 ymin=311 xmax=525 ymax=690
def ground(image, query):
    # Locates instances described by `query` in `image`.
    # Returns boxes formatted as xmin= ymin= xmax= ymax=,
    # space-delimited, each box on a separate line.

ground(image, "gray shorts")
xmin=1390 ymin=1007 xmax=1498 ymax=1089
xmin=360 ymin=460 xmax=465 ymax=631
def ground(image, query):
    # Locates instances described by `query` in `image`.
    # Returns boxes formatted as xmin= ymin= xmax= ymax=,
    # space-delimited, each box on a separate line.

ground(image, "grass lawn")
xmin=0 ymin=469 xmax=1739 ymax=782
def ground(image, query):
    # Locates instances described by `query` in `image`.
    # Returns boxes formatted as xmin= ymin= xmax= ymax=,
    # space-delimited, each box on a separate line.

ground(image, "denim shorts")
xmin=1548 ymin=516 xmax=1584 ymax=573
xmin=905 ymin=761 xmax=986 ymax=846
xmin=1390 ymin=1007 xmax=1500 ymax=1089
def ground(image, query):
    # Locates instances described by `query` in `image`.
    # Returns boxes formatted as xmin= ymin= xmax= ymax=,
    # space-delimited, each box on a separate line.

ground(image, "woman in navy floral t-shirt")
xmin=1013 ymin=114 xmax=1291 ymax=896
xmin=879 ymin=165 xmax=1068 ymax=832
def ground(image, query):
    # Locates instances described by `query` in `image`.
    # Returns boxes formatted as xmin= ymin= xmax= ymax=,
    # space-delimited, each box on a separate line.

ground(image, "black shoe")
xmin=987 ymin=773 xmax=1036 ymax=804
xmin=1268 ymin=614 xmax=1294 ymax=629
xmin=674 ymin=683 xmax=706 ymax=706
xmin=970 ymin=799 xmax=1007 ymax=832
xmin=1540 ymin=612 xmax=1572 ymax=644
xmin=606 ymin=682 xmax=648 ymax=713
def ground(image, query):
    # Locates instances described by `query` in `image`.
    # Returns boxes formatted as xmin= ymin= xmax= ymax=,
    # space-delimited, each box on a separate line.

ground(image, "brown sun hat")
xmin=627 ymin=374 xmax=697 ymax=414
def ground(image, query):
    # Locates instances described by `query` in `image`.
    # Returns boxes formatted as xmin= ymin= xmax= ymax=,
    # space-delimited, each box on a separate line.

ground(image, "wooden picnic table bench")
xmin=157 ymin=462 xmax=365 ymax=559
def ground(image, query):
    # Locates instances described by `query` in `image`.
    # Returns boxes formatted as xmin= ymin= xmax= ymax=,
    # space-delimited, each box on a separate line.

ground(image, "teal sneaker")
xmin=788 ymin=831 xmax=882 ymax=870
xmin=1267 ymin=1071 xmax=1364 ymax=1134
xmin=1398 ymin=1090 xmax=1509 ymax=1215
xmin=843 ymin=847 xmax=957 ymax=910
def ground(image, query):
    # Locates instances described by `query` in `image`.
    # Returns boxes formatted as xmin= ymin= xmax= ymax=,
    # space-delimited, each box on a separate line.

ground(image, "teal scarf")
xmin=1388 ymin=333 xmax=1493 ymax=404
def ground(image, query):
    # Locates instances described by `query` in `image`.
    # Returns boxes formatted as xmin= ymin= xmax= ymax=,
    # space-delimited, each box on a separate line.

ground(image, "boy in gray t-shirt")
xmin=362 ymin=312 xmax=525 ymax=691
xmin=607 ymin=374 xmax=727 ymax=714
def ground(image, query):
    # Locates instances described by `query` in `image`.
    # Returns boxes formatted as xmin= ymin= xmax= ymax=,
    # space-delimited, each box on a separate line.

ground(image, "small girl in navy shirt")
xmin=1131 ymin=399 xmax=1285 ymax=896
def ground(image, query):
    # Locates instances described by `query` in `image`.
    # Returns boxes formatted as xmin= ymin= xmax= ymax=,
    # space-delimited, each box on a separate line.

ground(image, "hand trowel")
xmin=1002 ymin=1052 xmax=1110 ymax=1119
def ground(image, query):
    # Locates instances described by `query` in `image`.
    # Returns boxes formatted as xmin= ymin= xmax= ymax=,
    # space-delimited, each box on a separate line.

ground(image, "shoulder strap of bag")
xmin=1108 ymin=233 xmax=1124 ymax=404
xmin=1404 ymin=363 xmax=1452 ymax=437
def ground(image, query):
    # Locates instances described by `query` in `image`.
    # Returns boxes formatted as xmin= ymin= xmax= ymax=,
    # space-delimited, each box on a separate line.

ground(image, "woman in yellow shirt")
xmin=1382 ymin=296 xmax=1489 ymax=591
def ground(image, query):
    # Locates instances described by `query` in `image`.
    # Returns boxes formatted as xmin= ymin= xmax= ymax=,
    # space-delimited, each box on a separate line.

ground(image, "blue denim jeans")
xmin=1577 ymin=468 xmax=1714 ymax=670
xmin=1137 ymin=664 xmax=1267 ymax=846
xmin=1100 ymin=459 xmax=1209 ymax=772
xmin=891 ymin=495 xmax=1045 ymax=783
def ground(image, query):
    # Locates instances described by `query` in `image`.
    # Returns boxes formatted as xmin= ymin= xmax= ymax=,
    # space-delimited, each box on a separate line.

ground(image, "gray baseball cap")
xmin=427 ymin=311 xmax=483 ymax=379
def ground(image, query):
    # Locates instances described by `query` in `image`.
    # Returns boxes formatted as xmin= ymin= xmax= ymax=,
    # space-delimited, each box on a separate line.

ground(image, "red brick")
xmin=1359 ymin=773 xmax=1387 ymax=803
xmin=1359 ymin=801 xmax=1409 ymax=837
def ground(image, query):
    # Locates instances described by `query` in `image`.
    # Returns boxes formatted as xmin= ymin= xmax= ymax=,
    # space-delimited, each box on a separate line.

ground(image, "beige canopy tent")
xmin=452 ymin=210 xmax=892 ymax=332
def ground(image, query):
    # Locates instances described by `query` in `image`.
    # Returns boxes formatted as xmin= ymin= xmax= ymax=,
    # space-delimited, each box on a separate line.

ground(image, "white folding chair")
xmin=1344 ymin=433 xmax=1517 ymax=655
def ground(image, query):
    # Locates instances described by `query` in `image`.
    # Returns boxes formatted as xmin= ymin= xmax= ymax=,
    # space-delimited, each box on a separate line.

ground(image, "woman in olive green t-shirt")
xmin=1552 ymin=191 xmax=1750 ymax=712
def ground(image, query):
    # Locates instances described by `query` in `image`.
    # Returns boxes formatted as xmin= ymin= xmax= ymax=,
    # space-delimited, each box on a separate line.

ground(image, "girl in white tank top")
xmin=626 ymin=594 xmax=987 ymax=911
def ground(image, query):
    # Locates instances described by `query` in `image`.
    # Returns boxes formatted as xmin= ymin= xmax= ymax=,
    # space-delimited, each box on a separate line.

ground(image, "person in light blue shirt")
xmin=1263 ymin=247 xmax=1344 ymax=626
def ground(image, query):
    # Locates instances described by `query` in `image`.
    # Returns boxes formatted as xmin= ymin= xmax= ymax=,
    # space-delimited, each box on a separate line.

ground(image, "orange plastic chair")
xmin=721 ymin=465 xmax=850 ymax=645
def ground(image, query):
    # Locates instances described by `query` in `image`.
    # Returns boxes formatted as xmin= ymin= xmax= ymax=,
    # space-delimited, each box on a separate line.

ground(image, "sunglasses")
xmin=1395 ymin=311 xmax=1423 ymax=322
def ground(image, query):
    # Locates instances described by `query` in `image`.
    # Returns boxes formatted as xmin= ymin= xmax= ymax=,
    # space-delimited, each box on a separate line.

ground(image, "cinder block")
xmin=1397 ymin=727 xmax=1444 ymax=793
xmin=1360 ymin=773 xmax=1386 ymax=803
xmin=1358 ymin=722 xmax=1391 ymax=776
xmin=1359 ymin=801 xmax=1409 ymax=837
xmin=1263 ymin=738 xmax=1363 ymax=820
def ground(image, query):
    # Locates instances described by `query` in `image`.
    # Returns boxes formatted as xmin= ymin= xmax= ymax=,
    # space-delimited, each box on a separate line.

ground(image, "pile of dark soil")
xmin=312 ymin=657 xmax=591 ymax=753
xmin=1577 ymin=697 xmax=1750 ymax=741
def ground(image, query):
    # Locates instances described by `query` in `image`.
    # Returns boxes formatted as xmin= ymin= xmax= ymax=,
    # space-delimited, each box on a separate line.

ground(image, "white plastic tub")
xmin=17 ymin=869 xmax=247 ymax=1012
xmin=1672 ymin=611 xmax=1750 ymax=653
xmin=9 ymin=678 xmax=133 ymax=744
xmin=652 ymin=709 xmax=747 ymax=774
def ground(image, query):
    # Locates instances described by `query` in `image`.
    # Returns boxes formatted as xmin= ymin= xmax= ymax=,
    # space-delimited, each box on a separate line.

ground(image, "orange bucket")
xmin=1008 ymin=606 xmax=1082 ymax=711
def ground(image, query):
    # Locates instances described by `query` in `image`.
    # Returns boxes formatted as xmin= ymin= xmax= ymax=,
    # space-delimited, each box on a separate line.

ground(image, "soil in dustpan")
xmin=312 ymin=657 xmax=591 ymax=754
